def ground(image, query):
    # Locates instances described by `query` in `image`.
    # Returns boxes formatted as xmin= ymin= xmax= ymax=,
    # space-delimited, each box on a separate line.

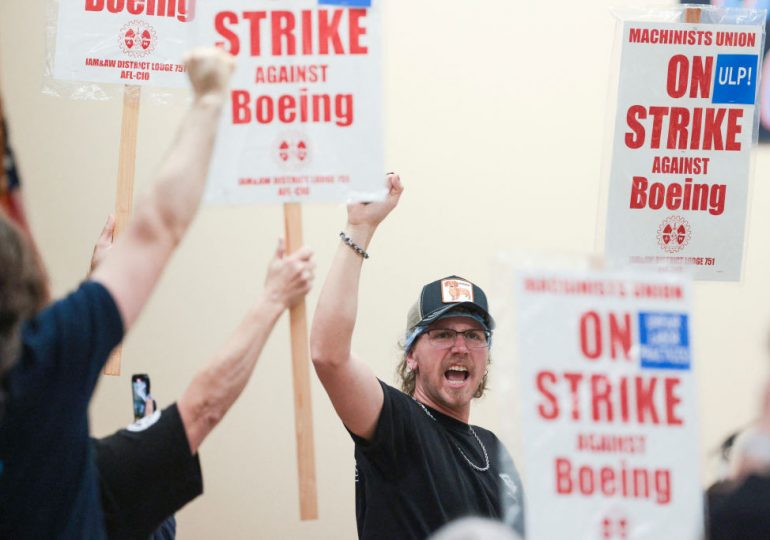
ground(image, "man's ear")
xmin=406 ymin=350 xmax=418 ymax=371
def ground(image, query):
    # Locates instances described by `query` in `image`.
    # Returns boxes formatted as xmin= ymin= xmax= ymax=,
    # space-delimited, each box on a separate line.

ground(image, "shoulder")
xmin=14 ymin=281 xmax=124 ymax=388
xmin=378 ymin=379 xmax=419 ymax=415
xmin=353 ymin=380 xmax=423 ymax=448
xmin=26 ymin=281 xmax=122 ymax=334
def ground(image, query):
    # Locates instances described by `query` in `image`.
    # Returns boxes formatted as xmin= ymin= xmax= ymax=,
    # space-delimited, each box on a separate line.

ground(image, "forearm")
xmin=178 ymin=294 xmax=284 ymax=453
xmin=310 ymin=225 xmax=375 ymax=368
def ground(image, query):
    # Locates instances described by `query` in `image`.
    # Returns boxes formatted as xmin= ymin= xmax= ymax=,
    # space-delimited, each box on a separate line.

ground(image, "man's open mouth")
xmin=445 ymin=366 xmax=469 ymax=383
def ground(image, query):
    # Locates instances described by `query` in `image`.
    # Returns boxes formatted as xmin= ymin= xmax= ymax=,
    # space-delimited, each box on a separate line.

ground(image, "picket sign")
xmin=195 ymin=0 xmax=386 ymax=519
xmin=283 ymin=203 xmax=318 ymax=519
xmin=103 ymin=85 xmax=141 ymax=376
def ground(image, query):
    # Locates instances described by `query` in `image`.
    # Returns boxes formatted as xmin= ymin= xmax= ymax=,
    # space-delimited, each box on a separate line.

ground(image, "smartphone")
xmin=131 ymin=373 xmax=151 ymax=420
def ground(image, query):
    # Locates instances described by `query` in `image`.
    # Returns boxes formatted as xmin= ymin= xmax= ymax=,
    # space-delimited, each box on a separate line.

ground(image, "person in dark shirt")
xmin=87 ymin=217 xmax=314 ymax=539
xmin=0 ymin=48 xmax=235 ymax=539
xmin=310 ymin=175 xmax=525 ymax=540
xmin=707 ymin=380 xmax=770 ymax=540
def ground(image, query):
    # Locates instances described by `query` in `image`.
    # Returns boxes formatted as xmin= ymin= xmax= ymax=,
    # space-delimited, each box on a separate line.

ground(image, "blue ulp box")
xmin=319 ymin=0 xmax=371 ymax=6
xmin=712 ymin=54 xmax=759 ymax=105
xmin=638 ymin=312 xmax=691 ymax=370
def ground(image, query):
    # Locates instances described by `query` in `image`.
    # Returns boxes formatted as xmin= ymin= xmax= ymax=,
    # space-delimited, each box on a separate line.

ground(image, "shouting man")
xmin=311 ymin=174 xmax=524 ymax=539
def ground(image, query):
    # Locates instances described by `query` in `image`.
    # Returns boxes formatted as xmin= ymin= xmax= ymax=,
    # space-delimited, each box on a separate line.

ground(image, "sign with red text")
xmin=52 ymin=0 xmax=195 ymax=87
xmin=515 ymin=269 xmax=701 ymax=539
xmin=197 ymin=0 xmax=384 ymax=205
xmin=605 ymin=22 xmax=764 ymax=280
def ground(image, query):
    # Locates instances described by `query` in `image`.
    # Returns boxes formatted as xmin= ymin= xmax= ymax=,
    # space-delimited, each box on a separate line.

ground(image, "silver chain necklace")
xmin=412 ymin=398 xmax=490 ymax=472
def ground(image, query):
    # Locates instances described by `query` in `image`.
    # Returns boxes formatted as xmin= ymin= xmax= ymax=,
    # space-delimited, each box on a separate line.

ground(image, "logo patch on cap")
xmin=441 ymin=279 xmax=474 ymax=304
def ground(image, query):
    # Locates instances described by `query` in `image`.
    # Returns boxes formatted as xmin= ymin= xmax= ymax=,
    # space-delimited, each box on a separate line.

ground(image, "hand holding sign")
xmin=90 ymin=214 xmax=116 ymax=275
xmin=264 ymin=239 xmax=315 ymax=310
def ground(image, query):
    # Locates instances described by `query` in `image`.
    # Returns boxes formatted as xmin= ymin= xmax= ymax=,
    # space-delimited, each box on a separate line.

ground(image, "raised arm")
xmin=177 ymin=240 xmax=314 ymax=453
xmin=310 ymin=174 xmax=403 ymax=440
xmin=90 ymin=48 xmax=234 ymax=330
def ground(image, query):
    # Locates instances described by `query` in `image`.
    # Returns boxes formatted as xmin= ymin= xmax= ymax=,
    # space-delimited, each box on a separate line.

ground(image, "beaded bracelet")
xmin=339 ymin=231 xmax=370 ymax=259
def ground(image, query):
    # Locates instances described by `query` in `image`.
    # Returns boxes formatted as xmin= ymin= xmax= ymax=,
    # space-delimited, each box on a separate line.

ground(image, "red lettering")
xmin=635 ymin=377 xmax=659 ymax=424
xmin=648 ymin=183 xmax=665 ymax=210
xmin=85 ymin=0 xmax=192 ymax=21
xmin=215 ymin=11 xmax=240 ymax=55
xmin=107 ymin=0 xmax=124 ymax=12
xmin=580 ymin=311 xmax=602 ymax=360
xmin=703 ymin=108 xmax=725 ymax=150
xmin=600 ymin=468 xmax=616 ymax=496
xmin=625 ymin=105 xmax=646 ymax=149
xmin=556 ymin=458 xmax=573 ymax=494
xmin=591 ymin=375 xmax=613 ymax=422
xmin=255 ymin=96 xmax=274 ymax=123
xmin=127 ymin=0 xmax=144 ymax=15
xmin=665 ymin=378 xmax=683 ymax=425
xmin=630 ymin=176 xmax=647 ymax=209
xmin=271 ymin=11 xmax=296 ymax=55
xmin=690 ymin=56 xmax=713 ymax=98
xmin=565 ymin=372 xmax=583 ymax=421
xmin=726 ymin=109 xmax=743 ymax=151
xmin=667 ymin=107 xmax=689 ymax=149
xmin=553 ymin=457 xmax=672 ymax=505
xmin=609 ymin=312 xmax=632 ymax=360
xmin=319 ymin=9 xmax=344 ymax=54
xmin=348 ymin=9 xmax=368 ymax=54
xmin=648 ymin=106 xmax=668 ymax=149
xmin=619 ymin=377 xmax=630 ymax=422
xmin=231 ymin=90 xmax=251 ymax=124
xmin=278 ymin=95 xmax=296 ymax=122
xmin=665 ymin=182 xmax=683 ymax=210
xmin=690 ymin=108 xmax=703 ymax=150
xmin=536 ymin=372 xmax=682 ymax=426
xmin=667 ymin=55 xmax=689 ymax=98
xmin=536 ymin=371 xmax=559 ymax=420
xmin=214 ymin=8 xmax=367 ymax=57
xmin=302 ymin=10 xmax=313 ymax=55
xmin=243 ymin=11 xmax=267 ymax=56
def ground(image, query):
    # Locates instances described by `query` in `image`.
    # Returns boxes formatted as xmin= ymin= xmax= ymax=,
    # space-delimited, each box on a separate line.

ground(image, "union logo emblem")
xmin=657 ymin=216 xmax=691 ymax=254
xmin=119 ymin=21 xmax=157 ymax=58
xmin=273 ymin=132 xmax=312 ymax=169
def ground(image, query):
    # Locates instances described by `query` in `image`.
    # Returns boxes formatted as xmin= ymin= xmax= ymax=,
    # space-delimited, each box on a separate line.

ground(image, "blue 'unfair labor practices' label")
xmin=712 ymin=54 xmax=759 ymax=105
xmin=638 ymin=312 xmax=691 ymax=370
xmin=318 ymin=0 xmax=371 ymax=6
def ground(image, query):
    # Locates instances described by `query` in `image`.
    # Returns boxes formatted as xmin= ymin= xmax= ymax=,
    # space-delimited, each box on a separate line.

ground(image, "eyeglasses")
xmin=424 ymin=328 xmax=491 ymax=349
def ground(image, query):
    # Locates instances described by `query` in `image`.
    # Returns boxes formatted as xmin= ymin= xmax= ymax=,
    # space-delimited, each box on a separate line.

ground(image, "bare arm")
xmin=177 ymin=240 xmax=315 ymax=453
xmin=310 ymin=174 xmax=403 ymax=440
xmin=90 ymin=48 xmax=234 ymax=330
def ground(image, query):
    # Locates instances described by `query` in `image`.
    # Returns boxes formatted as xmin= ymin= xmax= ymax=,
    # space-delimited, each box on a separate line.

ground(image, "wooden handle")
xmin=283 ymin=203 xmax=319 ymax=520
xmin=684 ymin=6 xmax=701 ymax=24
xmin=103 ymin=85 xmax=141 ymax=376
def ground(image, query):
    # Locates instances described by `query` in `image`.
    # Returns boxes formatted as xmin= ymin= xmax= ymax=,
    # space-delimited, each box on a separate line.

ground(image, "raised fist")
xmin=184 ymin=47 xmax=235 ymax=99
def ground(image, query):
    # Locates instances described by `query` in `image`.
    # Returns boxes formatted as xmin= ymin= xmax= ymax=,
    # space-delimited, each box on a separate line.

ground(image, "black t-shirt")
xmin=93 ymin=403 xmax=203 ymax=540
xmin=351 ymin=381 xmax=525 ymax=540
xmin=0 ymin=281 xmax=124 ymax=539
xmin=707 ymin=474 xmax=770 ymax=539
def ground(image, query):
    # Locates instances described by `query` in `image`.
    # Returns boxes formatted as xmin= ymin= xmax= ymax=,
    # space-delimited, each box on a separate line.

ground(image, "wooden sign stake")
xmin=685 ymin=6 xmax=701 ymax=24
xmin=283 ymin=202 xmax=319 ymax=520
xmin=103 ymin=84 xmax=141 ymax=376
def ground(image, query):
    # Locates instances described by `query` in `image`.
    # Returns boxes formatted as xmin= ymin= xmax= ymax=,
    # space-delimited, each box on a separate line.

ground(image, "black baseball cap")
xmin=406 ymin=275 xmax=495 ymax=332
